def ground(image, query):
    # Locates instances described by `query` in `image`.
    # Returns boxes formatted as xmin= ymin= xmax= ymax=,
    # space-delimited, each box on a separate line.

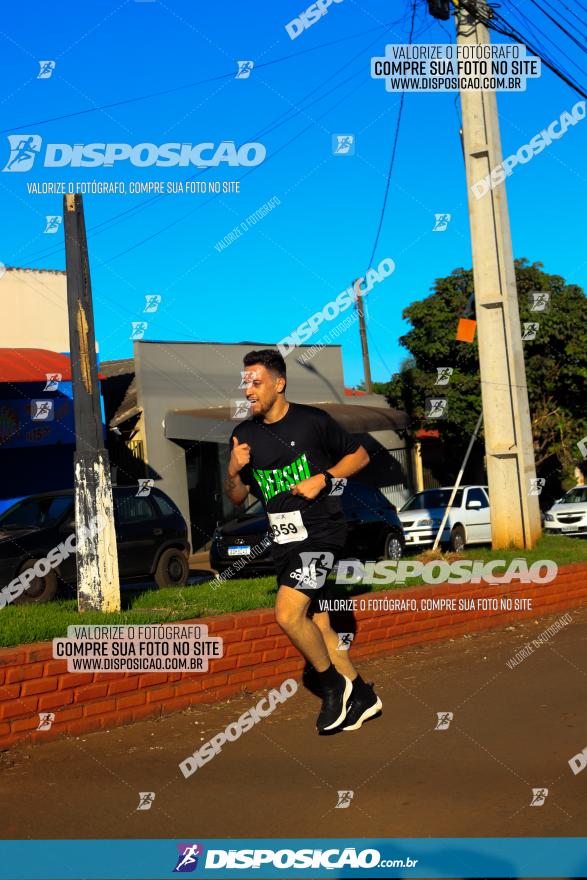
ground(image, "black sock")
xmin=318 ymin=663 xmax=343 ymax=690
xmin=352 ymin=674 xmax=366 ymax=692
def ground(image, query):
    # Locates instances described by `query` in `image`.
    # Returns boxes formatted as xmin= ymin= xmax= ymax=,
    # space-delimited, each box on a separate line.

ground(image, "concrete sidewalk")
xmin=2 ymin=606 xmax=587 ymax=842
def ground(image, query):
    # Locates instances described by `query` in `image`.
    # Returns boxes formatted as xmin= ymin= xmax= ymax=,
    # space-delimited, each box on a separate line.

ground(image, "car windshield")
xmin=0 ymin=496 xmax=72 ymax=529
xmin=559 ymin=487 xmax=587 ymax=504
xmin=401 ymin=489 xmax=464 ymax=511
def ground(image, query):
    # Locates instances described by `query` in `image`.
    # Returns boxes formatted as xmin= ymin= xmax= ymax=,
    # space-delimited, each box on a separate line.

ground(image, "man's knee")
xmin=275 ymin=589 xmax=308 ymax=632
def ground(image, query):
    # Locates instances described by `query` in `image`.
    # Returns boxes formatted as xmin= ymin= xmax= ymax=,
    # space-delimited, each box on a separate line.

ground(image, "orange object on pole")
xmin=456 ymin=317 xmax=476 ymax=343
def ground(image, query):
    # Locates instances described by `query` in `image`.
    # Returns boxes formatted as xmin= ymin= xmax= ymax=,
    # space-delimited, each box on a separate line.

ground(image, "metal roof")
xmin=0 ymin=348 xmax=105 ymax=383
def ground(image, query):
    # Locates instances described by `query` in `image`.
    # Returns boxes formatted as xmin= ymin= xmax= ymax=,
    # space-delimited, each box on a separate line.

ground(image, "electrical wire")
xmin=458 ymin=0 xmax=587 ymax=98
xmin=107 ymin=69 xmax=373 ymax=263
xmin=0 ymin=20 xmax=400 ymax=135
xmin=19 ymin=22 xmax=401 ymax=267
xmin=357 ymin=0 xmax=418 ymax=385
xmin=560 ymin=0 xmax=587 ymax=30
xmin=364 ymin=0 xmax=418 ymax=273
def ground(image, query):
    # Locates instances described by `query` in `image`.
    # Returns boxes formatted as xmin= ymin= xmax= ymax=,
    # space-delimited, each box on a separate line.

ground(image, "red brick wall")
xmin=1 ymin=561 xmax=586 ymax=749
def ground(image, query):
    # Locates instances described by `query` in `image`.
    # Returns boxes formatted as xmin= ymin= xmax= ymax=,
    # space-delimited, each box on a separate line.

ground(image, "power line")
xmin=0 ymin=20 xmax=399 ymax=135
xmin=458 ymin=0 xmax=587 ymax=99
xmin=560 ymin=0 xmax=587 ymax=30
xmin=355 ymin=0 xmax=417 ymax=388
xmin=19 ymin=23 xmax=400 ymax=267
xmin=364 ymin=0 xmax=418 ymax=271
xmin=538 ymin=0 xmax=587 ymax=40
xmin=525 ymin=0 xmax=587 ymax=71
xmin=107 ymin=69 xmax=373 ymax=263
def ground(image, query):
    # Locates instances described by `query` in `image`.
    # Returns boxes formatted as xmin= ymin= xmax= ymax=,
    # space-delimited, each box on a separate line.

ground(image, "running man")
xmin=5 ymin=136 xmax=40 ymax=171
xmin=224 ymin=349 xmax=383 ymax=733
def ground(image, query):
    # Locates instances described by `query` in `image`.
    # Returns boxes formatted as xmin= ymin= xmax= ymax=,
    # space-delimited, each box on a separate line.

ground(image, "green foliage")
xmin=380 ymin=260 xmax=587 ymax=479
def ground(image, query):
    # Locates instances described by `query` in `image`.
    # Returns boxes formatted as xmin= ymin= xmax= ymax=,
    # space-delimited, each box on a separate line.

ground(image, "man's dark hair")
xmin=243 ymin=349 xmax=286 ymax=382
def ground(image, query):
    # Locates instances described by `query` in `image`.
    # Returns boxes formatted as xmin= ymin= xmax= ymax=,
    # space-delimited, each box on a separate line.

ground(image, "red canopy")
xmin=0 ymin=349 xmax=104 ymax=383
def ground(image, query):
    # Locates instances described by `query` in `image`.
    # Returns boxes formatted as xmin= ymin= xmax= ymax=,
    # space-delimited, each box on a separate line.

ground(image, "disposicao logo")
xmin=2 ymin=136 xmax=266 ymax=171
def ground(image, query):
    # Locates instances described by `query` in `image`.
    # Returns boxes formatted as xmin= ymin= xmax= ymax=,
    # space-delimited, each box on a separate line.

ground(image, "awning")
xmin=164 ymin=403 xmax=410 ymax=443
xmin=0 ymin=348 xmax=105 ymax=383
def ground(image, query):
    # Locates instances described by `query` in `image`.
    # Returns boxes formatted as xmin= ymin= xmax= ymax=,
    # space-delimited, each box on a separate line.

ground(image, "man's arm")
xmin=290 ymin=445 xmax=370 ymax=499
xmin=224 ymin=436 xmax=252 ymax=506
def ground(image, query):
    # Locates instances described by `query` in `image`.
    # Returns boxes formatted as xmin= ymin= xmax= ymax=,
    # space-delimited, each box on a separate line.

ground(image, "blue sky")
xmin=1 ymin=0 xmax=585 ymax=386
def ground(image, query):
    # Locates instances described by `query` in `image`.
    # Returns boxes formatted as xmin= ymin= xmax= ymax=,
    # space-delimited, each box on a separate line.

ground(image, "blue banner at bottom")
xmin=0 ymin=838 xmax=586 ymax=879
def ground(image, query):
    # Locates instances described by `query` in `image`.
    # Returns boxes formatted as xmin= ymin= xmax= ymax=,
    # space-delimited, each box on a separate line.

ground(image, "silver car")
xmin=544 ymin=486 xmax=587 ymax=537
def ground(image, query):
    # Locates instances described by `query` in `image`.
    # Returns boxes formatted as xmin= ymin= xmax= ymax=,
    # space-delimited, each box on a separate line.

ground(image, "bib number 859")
xmin=270 ymin=522 xmax=298 ymax=538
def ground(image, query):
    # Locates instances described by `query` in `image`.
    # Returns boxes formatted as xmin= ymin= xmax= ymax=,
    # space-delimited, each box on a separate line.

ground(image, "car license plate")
xmin=561 ymin=526 xmax=577 ymax=533
xmin=228 ymin=546 xmax=250 ymax=556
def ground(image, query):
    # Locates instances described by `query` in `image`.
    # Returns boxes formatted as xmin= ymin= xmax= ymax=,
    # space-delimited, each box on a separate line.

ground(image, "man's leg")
xmin=312 ymin=610 xmax=383 ymax=732
xmin=274 ymin=584 xmax=352 ymax=732
xmin=274 ymin=585 xmax=330 ymax=671
xmin=311 ymin=611 xmax=358 ymax=680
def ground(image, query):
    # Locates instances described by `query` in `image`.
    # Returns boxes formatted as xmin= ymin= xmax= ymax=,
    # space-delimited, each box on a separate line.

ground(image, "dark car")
xmin=210 ymin=481 xmax=405 ymax=576
xmin=0 ymin=487 xmax=190 ymax=604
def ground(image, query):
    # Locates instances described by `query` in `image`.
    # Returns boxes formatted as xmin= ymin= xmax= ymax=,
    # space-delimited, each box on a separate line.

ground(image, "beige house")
xmin=0 ymin=268 xmax=69 ymax=350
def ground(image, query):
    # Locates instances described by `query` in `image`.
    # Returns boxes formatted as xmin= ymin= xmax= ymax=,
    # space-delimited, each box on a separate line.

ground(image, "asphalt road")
xmin=2 ymin=605 xmax=587 ymax=846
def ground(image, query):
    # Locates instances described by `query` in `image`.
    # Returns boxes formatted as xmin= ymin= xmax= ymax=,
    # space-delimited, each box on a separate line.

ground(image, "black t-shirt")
xmin=229 ymin=403 xmax=359 ymax=555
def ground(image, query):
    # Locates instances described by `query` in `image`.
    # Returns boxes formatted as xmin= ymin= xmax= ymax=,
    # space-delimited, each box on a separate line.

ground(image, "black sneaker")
xmin=342 ymin=682 xmax=382 ymax=731
xmin=316 ymin=674 xmax=353 ymax=733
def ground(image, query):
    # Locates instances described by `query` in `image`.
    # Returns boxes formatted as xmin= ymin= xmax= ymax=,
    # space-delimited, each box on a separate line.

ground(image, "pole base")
xmin=74 ymin=450 xmax=121 ymax=613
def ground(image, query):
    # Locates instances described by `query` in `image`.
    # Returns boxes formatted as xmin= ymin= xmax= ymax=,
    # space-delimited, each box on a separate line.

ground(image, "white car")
xmin=544 ymin=486 xmax=587 ymax=537
xmin=398 ymin=485 xmax=492 ymax=552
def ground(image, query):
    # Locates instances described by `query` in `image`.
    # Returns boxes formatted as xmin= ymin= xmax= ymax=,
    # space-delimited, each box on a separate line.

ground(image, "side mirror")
xmin=467 ymin=500 xmax=482 ymax=510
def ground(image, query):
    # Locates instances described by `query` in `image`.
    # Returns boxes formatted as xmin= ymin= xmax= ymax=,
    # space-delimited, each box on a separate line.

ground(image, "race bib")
xmin=268 ymin=510 xmax=308 ymax=545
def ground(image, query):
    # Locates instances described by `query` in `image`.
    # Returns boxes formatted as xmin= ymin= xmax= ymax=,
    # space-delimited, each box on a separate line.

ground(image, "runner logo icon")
xmin=530 ymin=788 xmax=548 ymax=806
xmin=290 ymin=551 xmax=334 ymax=590
xmin=329 ymin=477 xmax=347 ymax=496
xmin=335 ymin=790 xmax=354 ymax=808
xmin=3 ymin=135 xmax=42 ymax=172
xmin=37 ymin=60 xmax=56 ymax=79
xmin=332 ymin=134 xmax=355 ymax=155
xmin=435 ymin=711 xmax=453 ymax=730
xmin=173 ymin=843 xmax=204 ymax=872
xmin=236 ymin=61 xmax=254 ymax=79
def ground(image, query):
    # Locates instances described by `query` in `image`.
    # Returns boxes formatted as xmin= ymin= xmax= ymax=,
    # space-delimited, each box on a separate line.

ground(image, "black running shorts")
xmin=274 ymin=542 xmax=344 ymax=602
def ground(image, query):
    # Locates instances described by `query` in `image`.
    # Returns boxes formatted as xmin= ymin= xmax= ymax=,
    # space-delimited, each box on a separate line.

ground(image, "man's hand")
xmin=290 ymin=474 xmax=326 ymax=500
xmin=228 ymin=435 xmax=251 ymax=476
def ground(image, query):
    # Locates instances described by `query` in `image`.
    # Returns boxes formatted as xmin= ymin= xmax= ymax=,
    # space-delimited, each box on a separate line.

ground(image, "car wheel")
xmin=154 ymin=548 xmax=189 ymax=588
xmin=449 ymin=525 xmax=466 ymax=553
xmin=384 ymin=531 xmax=403 ymax=561
xmin=13 ymin=559 xmax=58 ymax=604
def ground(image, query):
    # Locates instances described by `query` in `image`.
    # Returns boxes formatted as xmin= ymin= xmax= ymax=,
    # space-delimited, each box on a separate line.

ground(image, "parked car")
xmin=397 ymin=485 xmax=491 ymax=552
xmin=544 ymin=486 xmax=587 ymax=537
xmin=210 ymin=481 xmax=405 ymax=576
xmin=0 ymin=487 xmax=190 ymax=604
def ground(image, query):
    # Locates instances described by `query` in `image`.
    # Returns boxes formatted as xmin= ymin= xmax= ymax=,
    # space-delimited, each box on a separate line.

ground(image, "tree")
xmin=380 ymin=259 xmax=587 ymax=490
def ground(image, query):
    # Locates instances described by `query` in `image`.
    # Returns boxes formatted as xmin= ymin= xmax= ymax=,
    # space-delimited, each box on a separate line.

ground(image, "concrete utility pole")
xmin=353 ymin=278 xmax=373 ymax=393
xmin=63 ymin=193 xmax=121 ymax=612
xmin=456 ymin=1 xmax=541 ymax=548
